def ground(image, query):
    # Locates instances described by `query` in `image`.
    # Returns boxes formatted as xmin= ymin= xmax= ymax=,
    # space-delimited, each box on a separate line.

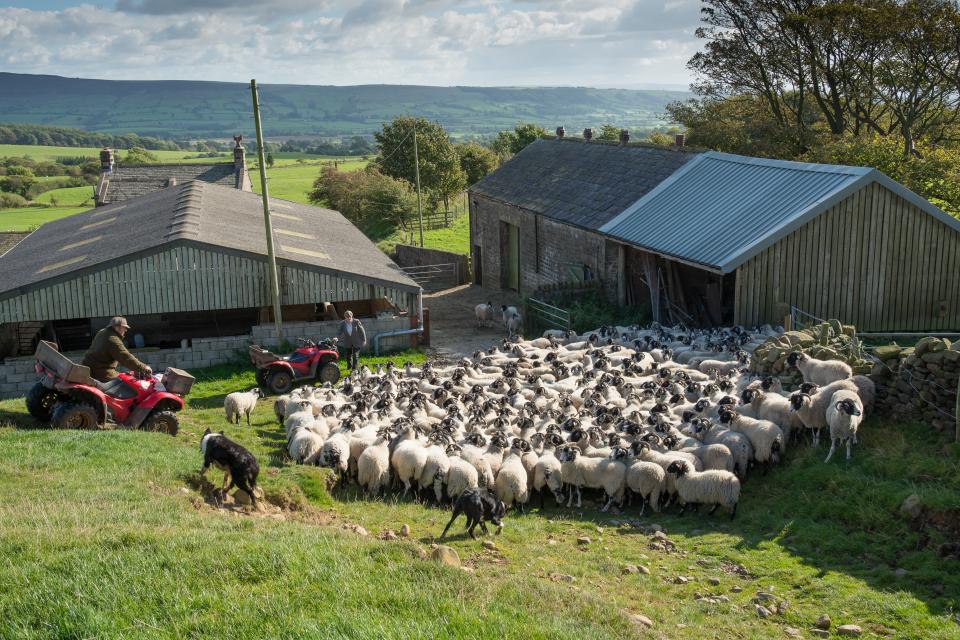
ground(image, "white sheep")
xmin=224 ymin=388 xmax=262 ymax=425
xmin=824 ymin=390 xmax=864 ymax=462
xmin=494 ymin=440 xmax=531 ymax=510
xmin=719 ymin=410 xmax=783 ymax=467
xmin=357 ymin=429 xmax=392 ymax=496
xmin=444 ymin=444 xmax=480 ymax=499
xmin=666 ymin=460 xmax=740 ymax=519
xmin=475 ymin=302 xmax=494 ymax=328
xmin=788 ymin=379 xmax=859 ymax=445
xmin=319 ymin=428 xmax=351 ymax=479
xmin=502 ymin=305 xmax=523 ymax=338
xmin=787 ymin=352 xmax=852 ymax=386
xmin=625 ymin=455 xmax=665 ymax=515
xmin=391 ymin=436 xmax=428 ymax=498
xmin=288 ymin=426 xmax=325 ymax=464
xmin=557 ymin=445 xmax=627 ymax=512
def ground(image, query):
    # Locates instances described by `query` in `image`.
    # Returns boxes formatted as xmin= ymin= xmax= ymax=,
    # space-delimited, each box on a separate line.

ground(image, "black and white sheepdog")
xmin=200 ymin=429 xmax=260 ymax=508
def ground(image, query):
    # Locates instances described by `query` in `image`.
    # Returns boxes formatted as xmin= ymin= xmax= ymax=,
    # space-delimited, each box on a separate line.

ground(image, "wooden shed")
xmin=0 ymin=181 xmax=420 ymax=355
xmin=470 ymin=138 xmax=960 ymax=331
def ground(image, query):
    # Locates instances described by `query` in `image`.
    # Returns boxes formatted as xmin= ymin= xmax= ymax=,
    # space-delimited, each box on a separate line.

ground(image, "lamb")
xmin=475 ymin=302 xmax=495 ymax=328
xmin=357 ymin=428 xmax=392 ymax=496
xmin=824 ymin=390 xmax=864 ymax=462
xmin=224 ymin=388 xmax=262 ymax=425
xmin=493 ymin=439 xmax=531 ymax=510
xmin=666 ymin=460 xmax=740 ymax=519
xmin=786 ymin=352 xmax=852 ymax=386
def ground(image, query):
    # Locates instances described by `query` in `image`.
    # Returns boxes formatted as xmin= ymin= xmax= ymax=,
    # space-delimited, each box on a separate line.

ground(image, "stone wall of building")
xmin=470 ymin=194 xmax=619 ymax=299
xmin=0 ymin=316 xmax=416 ymax=399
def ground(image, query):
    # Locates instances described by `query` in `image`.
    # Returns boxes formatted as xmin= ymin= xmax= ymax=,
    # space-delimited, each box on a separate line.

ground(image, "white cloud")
xmin=0 ymin=1 xmax=701 ymax=87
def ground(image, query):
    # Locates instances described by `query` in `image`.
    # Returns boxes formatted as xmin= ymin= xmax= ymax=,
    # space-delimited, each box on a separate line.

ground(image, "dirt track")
xmin=423 ymin=284 xmax=522 ymax=362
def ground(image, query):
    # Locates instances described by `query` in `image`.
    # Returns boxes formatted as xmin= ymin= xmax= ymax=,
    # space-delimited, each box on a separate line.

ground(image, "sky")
xmin=0 ymin=0 xmax=702 ymax=88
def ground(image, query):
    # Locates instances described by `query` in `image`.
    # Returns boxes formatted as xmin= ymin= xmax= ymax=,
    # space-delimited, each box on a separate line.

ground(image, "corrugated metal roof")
xmin=599 ymin=152 xmax=878 ymax=272
xmin=0 ymin=181 xmax=420 ymax=298
xmin=470 ymin=138 xmax=699 ymax=230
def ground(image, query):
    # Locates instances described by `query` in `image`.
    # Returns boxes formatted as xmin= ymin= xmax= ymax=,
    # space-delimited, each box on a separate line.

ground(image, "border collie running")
xmin=440 ymin=488 xmax=506 ymax=540
xmin=200 ymin=429 xmax=260 ymax=508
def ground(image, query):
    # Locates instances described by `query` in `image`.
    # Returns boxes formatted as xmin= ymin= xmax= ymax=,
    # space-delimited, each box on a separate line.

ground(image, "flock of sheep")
xmin=224 ymin=322 xmax=873 ymax=519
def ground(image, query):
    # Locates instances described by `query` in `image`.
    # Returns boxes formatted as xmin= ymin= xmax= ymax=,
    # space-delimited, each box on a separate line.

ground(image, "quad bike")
xmin=27 ymin=341 xmax=193 ymax=435
xmin=249 ymin=337 xmax=340 ymax=395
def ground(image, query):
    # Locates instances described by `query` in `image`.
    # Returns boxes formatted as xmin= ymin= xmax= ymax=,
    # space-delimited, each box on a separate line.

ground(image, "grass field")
xmin=0 ymin=354 xmax=957 ymax=639
xmin=249 ymin=158 xmax=369 ymax=204
xmin=33 ymin=185 xmax=95 ymax=207
xmin=0 ymin=206 xmax=88 ymax=231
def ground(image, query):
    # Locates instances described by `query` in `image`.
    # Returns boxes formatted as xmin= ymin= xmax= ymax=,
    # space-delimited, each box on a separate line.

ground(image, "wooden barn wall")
xmin=734 ymin=182 xmax=960 ymax=331
xmin=0 ymin=245 xmax=415 ymax=323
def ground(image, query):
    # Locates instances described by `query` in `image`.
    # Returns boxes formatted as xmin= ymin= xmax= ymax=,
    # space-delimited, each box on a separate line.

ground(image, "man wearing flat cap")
xmin=82 ymin=316 xmax=152 ymax=382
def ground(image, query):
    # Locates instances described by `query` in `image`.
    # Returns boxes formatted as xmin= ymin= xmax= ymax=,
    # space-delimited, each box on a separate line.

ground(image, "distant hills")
xmin=0 ymin=73 xmax=689 ymax=140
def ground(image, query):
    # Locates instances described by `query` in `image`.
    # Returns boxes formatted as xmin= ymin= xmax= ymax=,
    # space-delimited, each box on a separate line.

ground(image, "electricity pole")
xmin=250 ymin=79 xmax=284 ymax=346
xmin=412 ymin=122 xmax=424 ymax=247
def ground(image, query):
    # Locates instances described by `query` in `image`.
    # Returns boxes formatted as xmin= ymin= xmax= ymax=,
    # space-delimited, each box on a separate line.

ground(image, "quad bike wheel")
xmin=267 ymin=369 xmax=294 ymax=395
xmin=51 ymin=402 xmax=99 ymax=430
xmin=318 ymin=361 xmax=341 ymax=385
xmin=26 ymin=382 xmax=60 ymax=422
xmin=142 ymin=410 xmax=179 ymax=436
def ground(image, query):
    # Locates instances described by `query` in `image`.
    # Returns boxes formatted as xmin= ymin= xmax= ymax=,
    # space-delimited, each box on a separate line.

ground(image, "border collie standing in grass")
xmin=200 ymin=429 xmax=260 ymax=508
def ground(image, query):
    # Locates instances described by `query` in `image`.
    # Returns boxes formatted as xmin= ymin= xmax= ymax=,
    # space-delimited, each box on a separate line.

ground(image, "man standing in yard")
xmin=82 ymin=316 xmax=152 ymax=382
xmin=337 ymin=310 xmax=366 ymax=371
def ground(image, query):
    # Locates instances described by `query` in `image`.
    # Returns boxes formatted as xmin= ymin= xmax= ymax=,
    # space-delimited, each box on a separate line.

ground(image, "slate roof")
xmin=0 ymin=181 xmax=420 ymax=297
xmin=0 ymin=232 xmax=29 ymax=257
xmin=469 ymin=137 xmax=699 ymax=230
xmin=599 ymin=151 xmax=960 ymax=273
xmin=100 ymin=162 xmax=245 ymax=204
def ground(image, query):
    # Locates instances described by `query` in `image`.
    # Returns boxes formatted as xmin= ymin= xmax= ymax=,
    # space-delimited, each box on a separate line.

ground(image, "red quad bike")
xmin=249 ymin=337 xmax=340 ymax=395
xmin=26 ymin=341 xmax=193 ymax=435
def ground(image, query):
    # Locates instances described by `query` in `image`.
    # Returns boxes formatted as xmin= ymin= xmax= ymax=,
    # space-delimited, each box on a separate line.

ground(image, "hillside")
xmin=0 ymin=73 xmax=688 ymax=139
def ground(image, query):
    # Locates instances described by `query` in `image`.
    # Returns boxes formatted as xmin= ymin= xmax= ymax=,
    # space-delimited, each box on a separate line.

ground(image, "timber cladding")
xmin=734 ymin=182 xmax=960 ymax=331
xmin=0 ymin=244 xmax=417 ymax=324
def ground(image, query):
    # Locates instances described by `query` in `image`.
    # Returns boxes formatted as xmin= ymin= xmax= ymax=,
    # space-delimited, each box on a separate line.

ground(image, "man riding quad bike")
xmin=26 ymin=317 xmax=193 ymax=434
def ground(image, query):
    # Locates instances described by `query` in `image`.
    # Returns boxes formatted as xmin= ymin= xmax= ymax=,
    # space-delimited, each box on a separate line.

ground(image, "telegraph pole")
xmin=250 ymin=79 xmax=284 ymax=346
xmin=412 ymin=122 xmax=424 ymax=247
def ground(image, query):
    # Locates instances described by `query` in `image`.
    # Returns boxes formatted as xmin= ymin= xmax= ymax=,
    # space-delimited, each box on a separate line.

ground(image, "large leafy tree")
xmin=492 ymin=123 xmax=548 ymax=156
xmin=597 ymin=124 xmax=621 ymax=141
xmin=681 ymin=0 xmax=960 ymax=158
xmin=455 ymin=142 xmax=498 ymax=185
xmin=373 ymin=116 xmax=465 ymax=210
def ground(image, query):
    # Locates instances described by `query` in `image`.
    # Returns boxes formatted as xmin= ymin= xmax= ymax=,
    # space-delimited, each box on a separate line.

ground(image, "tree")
xmin=455 ymin=142 xmax=498 ymax=185
xmin=492 ymin=123 xmax=548 ymax=156
xmin=308 ymin=165 xmax=416 ymax=229
xmin=373 ymin=116 xmax=466 ymax=210
xmin=121 ymin=147 xmax=160 ymax=164
xmin=0 ymin=166 xmax=36 ymax=198
xmin=598 ymin=124 xmax=621 ymax=141
xmin=266 ymin=153 xmax=275 ymax=168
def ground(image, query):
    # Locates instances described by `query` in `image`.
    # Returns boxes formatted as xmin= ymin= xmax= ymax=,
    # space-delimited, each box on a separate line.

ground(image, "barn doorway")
xmin=500 ymin=221 xmax=520 ymax=291
xmin=473 ymin=244 xmax=483 ymax=285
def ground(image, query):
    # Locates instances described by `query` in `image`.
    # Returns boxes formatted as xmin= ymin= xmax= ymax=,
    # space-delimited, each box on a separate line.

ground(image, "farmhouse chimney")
xmin=619 ymin=129 xmax=629 ymax=145
xmin=583 ymin=128 xmax=593 ymax=141
xmin=556 ymin=126 xmax=565 ymax=139
xmin=233 ymin=135 xmax=252 ymax=191
xmin=100 ymin=147 xmax=114 ymax=172
xmin=675 ymin=133 xmax=686 ymax=147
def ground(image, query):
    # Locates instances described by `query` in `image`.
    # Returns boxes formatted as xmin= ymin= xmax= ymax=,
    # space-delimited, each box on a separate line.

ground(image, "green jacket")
xmin=81 ymin=327 xmax=150 ymax=382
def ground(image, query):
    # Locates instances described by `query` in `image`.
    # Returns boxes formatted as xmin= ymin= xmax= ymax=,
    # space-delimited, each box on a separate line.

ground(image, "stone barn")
xmin=469 ymin=135 xmax=960 ymax=332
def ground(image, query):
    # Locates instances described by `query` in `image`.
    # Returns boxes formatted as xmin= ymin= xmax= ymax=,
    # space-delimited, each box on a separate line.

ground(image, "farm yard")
xmin=0 ymin=319 xmax=958 ymax=639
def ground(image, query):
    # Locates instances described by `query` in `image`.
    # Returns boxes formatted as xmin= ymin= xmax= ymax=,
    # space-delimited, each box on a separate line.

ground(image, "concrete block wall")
xmin=471 ymin=194 xmax=618 ymax=299
xmin=251 ymin=316 xmax=416 ymax=353
xmin=0 ymin=317 xmax=417 ymax=399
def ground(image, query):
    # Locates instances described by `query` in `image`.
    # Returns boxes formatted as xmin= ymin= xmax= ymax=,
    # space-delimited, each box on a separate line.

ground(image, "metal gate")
xmin=400 ymin=263 xmax=460 ymax=291
xmin=526 ymin=297 xmax=571 ymax=332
